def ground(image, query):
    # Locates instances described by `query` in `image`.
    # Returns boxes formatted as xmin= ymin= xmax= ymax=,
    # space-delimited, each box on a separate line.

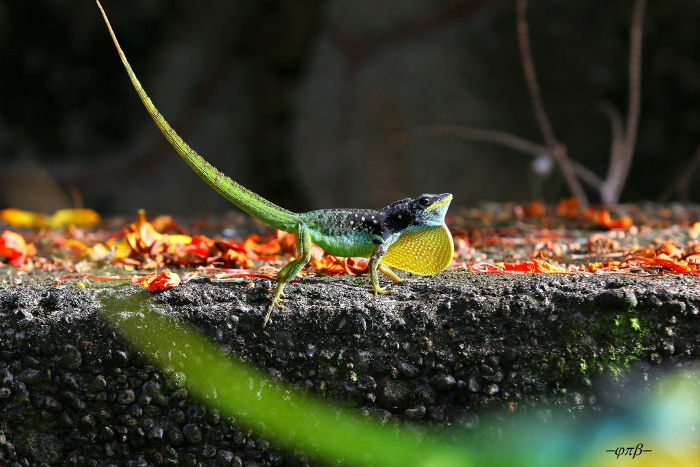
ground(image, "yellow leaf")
xmin=111 ymin=238 xmax=133 ymax=259
xmin=48 ymin=209 xmax=100 ymax=228
xmin=164 ymin=234 xmax=193 ymax=245
xmin=0 ymin=208 xmax=47 ymax=228
xmin=63 ymin=239 xmax=89 ymax=256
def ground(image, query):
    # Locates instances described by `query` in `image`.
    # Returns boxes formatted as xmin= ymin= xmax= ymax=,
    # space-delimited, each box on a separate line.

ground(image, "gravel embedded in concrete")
xmin=0 ymin=271 xmax=698 ymax=465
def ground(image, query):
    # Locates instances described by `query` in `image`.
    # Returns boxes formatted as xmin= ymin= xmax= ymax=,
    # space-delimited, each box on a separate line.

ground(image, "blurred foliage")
xmin=101 ymin=293 xmax=475 ymax=466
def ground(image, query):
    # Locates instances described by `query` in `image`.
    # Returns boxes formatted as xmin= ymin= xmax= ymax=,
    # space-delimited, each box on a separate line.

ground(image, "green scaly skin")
xmin=97 ymin=2 xmax=453 ymax=327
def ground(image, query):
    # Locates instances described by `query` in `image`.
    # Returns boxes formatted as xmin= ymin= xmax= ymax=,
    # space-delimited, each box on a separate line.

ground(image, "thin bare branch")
xmin=516 ymin=0 xmax=555 ymax=149
xmin=396 ymin=125 xmax=549 ymax=156
xmin=595 ymin=0 xmax=646 ymax=204
xmin=599 ymin=102 xmax=625 ymax=167
xmin=394 ymin=125 xmax=604 ymax=189
xmin=570 ymin=161 xmax=604 ymax=191
xmin=601 ymin=0 xmax=646 ymax=203
xmin=516 ymin=0 xmax=587 ymax=204
xmin=624 ymin=0 xmax=646 ymax=165
xmin=598 ymin=101 xmax=626 ymax=203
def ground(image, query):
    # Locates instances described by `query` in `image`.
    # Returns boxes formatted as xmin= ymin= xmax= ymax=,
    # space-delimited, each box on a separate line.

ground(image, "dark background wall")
xmin=0 ymin=0 xmax=698 ymax=215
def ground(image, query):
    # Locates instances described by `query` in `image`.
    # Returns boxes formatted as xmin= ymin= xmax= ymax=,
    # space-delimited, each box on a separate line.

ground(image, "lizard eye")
xmin=418 ymin=196 xmax=431 ymax=207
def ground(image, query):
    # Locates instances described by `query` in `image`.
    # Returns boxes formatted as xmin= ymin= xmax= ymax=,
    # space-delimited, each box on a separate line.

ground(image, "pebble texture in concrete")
xmin=0 ymin=272 xmax=698 ymax=465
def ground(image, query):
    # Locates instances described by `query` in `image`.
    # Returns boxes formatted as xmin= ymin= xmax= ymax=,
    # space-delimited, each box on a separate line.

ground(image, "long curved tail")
xmin=97 ymin=1 xmax=299 ymax=232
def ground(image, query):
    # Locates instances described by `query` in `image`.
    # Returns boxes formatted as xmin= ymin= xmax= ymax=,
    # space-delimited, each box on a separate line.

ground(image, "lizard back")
xmin=300 ymin=209 xmax=384 ymax=258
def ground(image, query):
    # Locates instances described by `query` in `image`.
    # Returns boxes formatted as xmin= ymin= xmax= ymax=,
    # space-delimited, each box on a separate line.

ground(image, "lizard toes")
xmin=267 ymin=288 xmax=286 ymax=298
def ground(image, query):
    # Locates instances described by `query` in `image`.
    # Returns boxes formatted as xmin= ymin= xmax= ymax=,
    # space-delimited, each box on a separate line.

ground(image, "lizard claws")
xmin=373 ymin=286 xmax=391 ymax=295
xmin=263 ymin=288 xmax=288 ymax=327
xmin=267 ymin=289 xmax=286 ymax=298
xmin=267 ymin=290 xmax=287 ymax=303
xmin=263 ymin=300 xmax=287 ymax=328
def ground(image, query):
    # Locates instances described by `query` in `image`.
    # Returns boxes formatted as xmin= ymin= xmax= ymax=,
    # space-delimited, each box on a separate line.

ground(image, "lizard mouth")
xmin=425 ymin=194 xmax=453 ymax=212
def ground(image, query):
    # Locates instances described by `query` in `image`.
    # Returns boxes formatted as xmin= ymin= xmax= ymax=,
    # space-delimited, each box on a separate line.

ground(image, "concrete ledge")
xmin=0 ymin=272 xmax=698 ymax=465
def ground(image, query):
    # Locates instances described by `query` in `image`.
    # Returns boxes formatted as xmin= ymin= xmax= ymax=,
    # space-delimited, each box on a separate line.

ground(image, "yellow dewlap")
xmin=381 ymin=224 xmax=454 ymax=275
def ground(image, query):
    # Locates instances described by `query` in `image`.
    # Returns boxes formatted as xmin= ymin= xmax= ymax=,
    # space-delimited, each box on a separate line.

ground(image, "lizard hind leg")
xmin=379 ymin=264 xmax=402 ymax=283
xmin=263 ymin=223 xmax=312 ymax=327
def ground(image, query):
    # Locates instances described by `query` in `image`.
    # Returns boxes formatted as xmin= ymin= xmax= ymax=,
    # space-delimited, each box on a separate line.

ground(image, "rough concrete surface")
xmin=0 ymin=271 xmax=698 ymax=465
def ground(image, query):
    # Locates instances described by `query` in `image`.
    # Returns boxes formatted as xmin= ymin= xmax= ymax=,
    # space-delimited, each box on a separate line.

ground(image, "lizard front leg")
xmin=369 ymin=243 xmax=391 ymax=294
xmin=263 ymin=223 xmax=312 ymax=327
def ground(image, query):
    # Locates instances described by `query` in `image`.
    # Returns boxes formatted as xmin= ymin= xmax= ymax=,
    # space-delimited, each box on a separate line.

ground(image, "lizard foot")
xmin=266 ymin=293 xmax=288 ymax=303
xmin=373 ymin=286 xmax=391 ymax=295
xmin=267 ymin=289 xmax=286 ymax=298
xmin=263 ymin=300 xmax=288 ymax=328
xmin=263 ymin=288 xmax=288 ymax=327
xmin=379 ymin=264 xmax=402 ymax=283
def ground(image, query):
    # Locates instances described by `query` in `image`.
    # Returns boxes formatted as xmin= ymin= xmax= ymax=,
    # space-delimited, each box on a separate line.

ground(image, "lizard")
xmin=96 ymin=1 xmax=454 ymax=327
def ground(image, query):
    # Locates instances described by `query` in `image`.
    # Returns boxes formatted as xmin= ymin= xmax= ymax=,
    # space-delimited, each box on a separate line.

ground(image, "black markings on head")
xmin=380 ymin=194 xmax=449 ymax=236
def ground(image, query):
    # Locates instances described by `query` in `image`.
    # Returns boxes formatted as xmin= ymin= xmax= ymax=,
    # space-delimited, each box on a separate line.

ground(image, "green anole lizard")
xmin=97 ymin=1 xmax=454 ymax=327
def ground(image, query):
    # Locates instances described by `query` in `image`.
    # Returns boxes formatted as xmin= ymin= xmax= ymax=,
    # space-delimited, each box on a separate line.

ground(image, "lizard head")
xmin=412 ymin=193 xmax=453 ymax=226
xmin=382 ymin=193 xmax=453 ymax=230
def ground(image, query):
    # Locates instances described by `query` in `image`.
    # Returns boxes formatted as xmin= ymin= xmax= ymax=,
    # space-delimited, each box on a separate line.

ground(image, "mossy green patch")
xmin=533 ymin=294 xmax=652 ymax=384
xmin=587 ymin=299 xmax=650 ymax=380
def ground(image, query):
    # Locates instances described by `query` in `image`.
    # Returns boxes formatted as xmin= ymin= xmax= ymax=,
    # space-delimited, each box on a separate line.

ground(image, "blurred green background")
xmin=1 ymin=0 xmax=698 ymax=215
